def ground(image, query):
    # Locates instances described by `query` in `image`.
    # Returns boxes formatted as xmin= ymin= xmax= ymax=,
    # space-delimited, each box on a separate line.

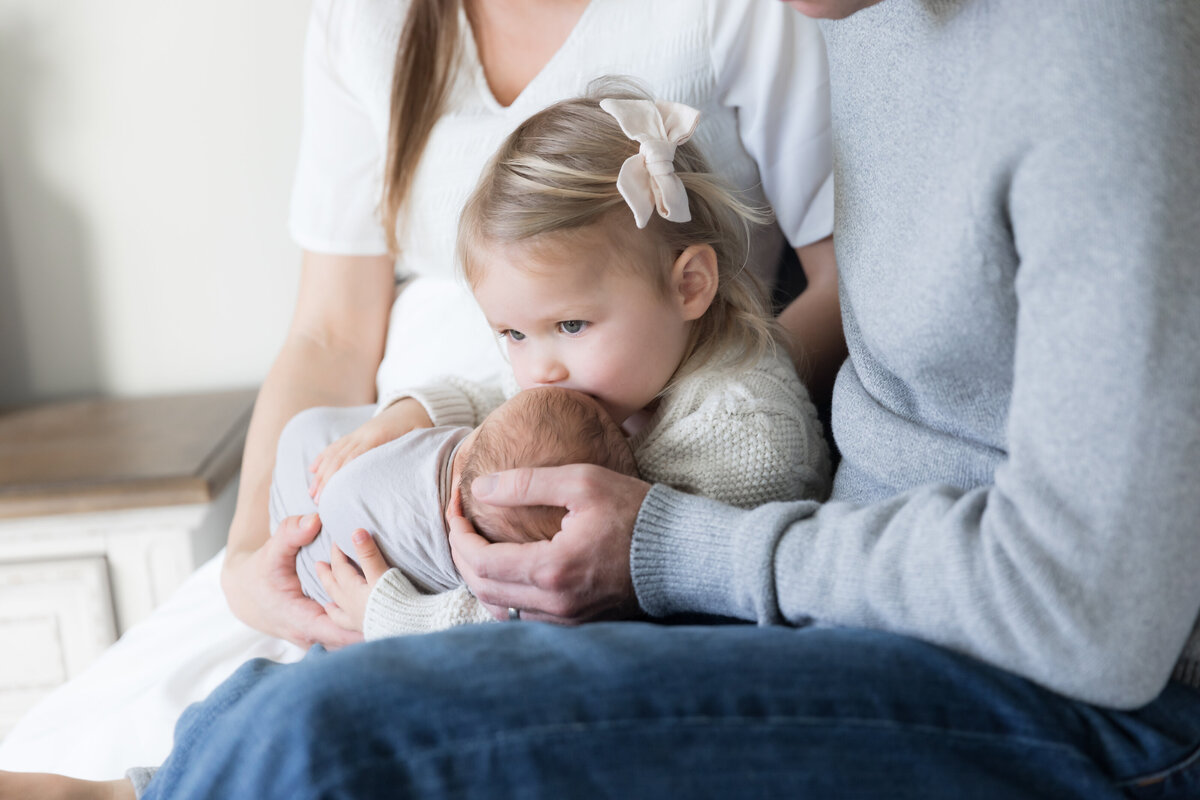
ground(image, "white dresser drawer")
xmin=0 ymin=390 xmax=253 ymax=739
xmin=0 ymin=557 xmax=117 ymax=733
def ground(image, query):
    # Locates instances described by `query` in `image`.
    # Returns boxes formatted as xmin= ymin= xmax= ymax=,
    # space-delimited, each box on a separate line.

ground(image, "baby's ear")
xmin=671 ymin=244 xmax=719 ymax=321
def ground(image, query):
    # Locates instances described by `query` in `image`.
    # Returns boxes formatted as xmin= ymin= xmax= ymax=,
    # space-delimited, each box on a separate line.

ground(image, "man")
xmin=143 ymin=1 xmax=1200 ymax=796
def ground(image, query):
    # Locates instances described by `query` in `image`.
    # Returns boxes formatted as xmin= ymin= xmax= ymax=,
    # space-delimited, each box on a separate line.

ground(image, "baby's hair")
xmin=457 ymin=78 xmax=781 ymax=384
xmin=460 ymin=387 xmax=638 ymax=544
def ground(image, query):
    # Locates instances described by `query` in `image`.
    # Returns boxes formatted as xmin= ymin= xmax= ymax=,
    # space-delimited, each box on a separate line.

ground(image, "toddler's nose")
xmin=533 ymin=353 xmax=568 ymax=385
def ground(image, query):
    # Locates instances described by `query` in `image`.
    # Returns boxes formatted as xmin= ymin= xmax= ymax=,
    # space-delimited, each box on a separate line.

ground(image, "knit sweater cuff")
xmin=364 ymin=569 xmax=495 ymax=639
xmin=631 ymin=485 xmax=750 ymax=618
xmin=374 ymin=383 xmax=477 ymax=427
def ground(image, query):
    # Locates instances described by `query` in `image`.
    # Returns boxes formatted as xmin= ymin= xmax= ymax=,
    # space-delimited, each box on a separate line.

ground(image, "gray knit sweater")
xmin=631 ymin=0 xmax=1200 ymax=710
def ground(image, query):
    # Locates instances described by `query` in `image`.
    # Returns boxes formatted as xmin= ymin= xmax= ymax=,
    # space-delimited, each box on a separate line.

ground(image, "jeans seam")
xmin=1113 ymin=739 xmax=1200 ymax=789
xmin=309 ymin=713 xmax=1093 ymax=796
xmin=448 ymin=715 xmax=1087 ymax=758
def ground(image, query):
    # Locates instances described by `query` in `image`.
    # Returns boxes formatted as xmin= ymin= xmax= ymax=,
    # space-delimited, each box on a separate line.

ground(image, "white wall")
xmin=0 ymin=0 xmax=313 ymax=403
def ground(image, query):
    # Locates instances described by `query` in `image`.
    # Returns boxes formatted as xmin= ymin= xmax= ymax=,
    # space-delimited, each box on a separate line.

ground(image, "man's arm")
xmin=634 ymin=3 xmax=1200 ymax=709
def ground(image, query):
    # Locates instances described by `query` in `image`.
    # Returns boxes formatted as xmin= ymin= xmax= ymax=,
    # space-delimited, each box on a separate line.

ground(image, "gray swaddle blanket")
xmin=290 ymin=426 xmax=469 ymax=604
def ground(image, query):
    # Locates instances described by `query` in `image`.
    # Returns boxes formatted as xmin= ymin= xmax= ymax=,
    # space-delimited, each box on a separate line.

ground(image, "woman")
xmin=0 ymin=0 xmax=842 ymax=777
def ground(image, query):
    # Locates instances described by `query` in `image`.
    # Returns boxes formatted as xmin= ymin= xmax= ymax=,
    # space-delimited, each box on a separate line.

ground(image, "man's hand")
xmin=315 ymin=530 xmax=390 ymax=633
xmin=221 ymin=514 xmax=363 ymax=649
xmin=448 ymin=464 xmax=652 ymax=623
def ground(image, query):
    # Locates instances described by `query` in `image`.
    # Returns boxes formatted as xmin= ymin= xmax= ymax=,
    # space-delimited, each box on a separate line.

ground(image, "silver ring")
xmin=507 ymin=607 xmax=521 ymax=622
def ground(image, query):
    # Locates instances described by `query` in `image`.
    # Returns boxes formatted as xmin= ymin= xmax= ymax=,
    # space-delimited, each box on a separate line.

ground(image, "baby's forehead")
xmin=486 ymin=396 xmax=545 ymax=431
xmin=489 ymin=387 xmax=597 ymax=427
xmin=499 ymin=388 xmax=588 ymax=419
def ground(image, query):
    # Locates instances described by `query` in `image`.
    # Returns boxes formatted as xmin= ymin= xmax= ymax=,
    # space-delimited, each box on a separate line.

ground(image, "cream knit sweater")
xmin=363 ymin=349 xmax=830 ymax=638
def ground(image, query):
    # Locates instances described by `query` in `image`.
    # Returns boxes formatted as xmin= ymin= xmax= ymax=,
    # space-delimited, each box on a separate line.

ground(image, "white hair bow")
xmin=599 ymin=98 xmax=701 ymax=229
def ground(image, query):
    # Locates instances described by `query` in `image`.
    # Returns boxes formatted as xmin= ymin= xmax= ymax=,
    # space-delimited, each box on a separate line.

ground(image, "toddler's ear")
xmin=671 ymin=244 xmax=719 ymax=321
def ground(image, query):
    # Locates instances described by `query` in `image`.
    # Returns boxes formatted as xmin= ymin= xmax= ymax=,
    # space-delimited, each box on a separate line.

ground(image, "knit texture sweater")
xmin=363 ymin=350 xmax=830 ymax=638
xmin=630 ymin=0 xmax=1200 ymax=710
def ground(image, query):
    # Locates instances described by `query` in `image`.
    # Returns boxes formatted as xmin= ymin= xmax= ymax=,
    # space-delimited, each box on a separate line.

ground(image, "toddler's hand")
xmin=315 ymin=529 xmax=389 ymax=634
xmin=309 ymin=398 xmax=433 ymax=501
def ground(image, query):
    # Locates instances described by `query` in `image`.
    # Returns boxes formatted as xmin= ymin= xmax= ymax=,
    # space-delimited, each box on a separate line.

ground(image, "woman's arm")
xmin=777 ymin=237 xmax=846 ymax=404
xmin=221 ymin=250 xmax=395 ymax=647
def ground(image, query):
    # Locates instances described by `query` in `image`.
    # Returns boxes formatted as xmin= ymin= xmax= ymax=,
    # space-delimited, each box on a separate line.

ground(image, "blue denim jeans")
xmin=143 ymin=623 xmax=1200 ymax=799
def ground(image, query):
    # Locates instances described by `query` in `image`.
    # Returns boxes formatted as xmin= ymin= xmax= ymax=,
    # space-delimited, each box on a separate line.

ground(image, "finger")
xmin=447 ymin=518 xmax=565 ymax=609
xmin=330 ymin=544 xmax=366 ymax=587
xmin=475 ymin=599 xmax=573 ymax=625
xmin=469 ymin=464 xmax=602 ymax=510
xmin=446 ymin=513 xmax=507 ymax=582
xmin=273 ymin=514 xmax=323 ymax=552
xmin=315 ymin=561 xmax=343 ymax=608
xmin=312 ymin=458 xmax=336 ymax=501
xmin=324 ymin=601 xmax=354 ymax=631
xmin=311 ymin=435 xmax=347 ymax=475
xmin=350 ymin=529 xmax=389 ymax=583
xmin=305 ymin=613 xmax=363 ymax=648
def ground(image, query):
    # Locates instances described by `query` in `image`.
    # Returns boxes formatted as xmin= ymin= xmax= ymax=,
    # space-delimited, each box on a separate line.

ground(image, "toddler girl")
xmin=324 ymin=87 xmax=832 ymax=636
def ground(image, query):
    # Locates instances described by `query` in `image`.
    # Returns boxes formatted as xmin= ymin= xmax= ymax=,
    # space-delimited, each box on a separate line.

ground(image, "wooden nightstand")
xmin=0 ymin=389 xmax=255 ymax=735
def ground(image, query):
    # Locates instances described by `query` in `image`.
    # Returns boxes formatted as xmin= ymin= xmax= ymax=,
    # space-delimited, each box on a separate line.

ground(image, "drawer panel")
xmin=0 ymin=557 xmax=117 ymax=735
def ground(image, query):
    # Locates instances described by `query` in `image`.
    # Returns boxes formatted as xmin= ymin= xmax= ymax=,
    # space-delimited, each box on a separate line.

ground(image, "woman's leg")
xmin=0 ymin=771 xmax=134 ymax=800
xmin=141 ymin=623 xmax=1200 ymax=799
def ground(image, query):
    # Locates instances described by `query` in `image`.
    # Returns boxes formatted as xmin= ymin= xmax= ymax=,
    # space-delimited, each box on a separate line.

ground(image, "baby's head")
xmin=457 ymin=81 xmax=780 ymax=425
xmin=457 ymin=387 xmax=637 ymax=544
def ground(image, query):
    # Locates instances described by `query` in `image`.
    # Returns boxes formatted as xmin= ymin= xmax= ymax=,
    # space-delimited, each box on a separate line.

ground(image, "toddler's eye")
xmin=558 ymin=320 xmax=588 ymax=335
xmin=501 ymin=329 xmax=525 ymax=342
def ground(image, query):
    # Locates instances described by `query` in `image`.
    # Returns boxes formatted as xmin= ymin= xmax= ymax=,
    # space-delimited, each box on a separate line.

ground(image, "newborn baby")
xmin=283 ymin=386 xmax=638 ymax=606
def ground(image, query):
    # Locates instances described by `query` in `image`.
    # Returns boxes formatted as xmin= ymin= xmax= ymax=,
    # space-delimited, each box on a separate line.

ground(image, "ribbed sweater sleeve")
xmin=375 ymin=374 xmax=513 ymax=425
xmin=364 ymin=569 xmax=495 ymax=638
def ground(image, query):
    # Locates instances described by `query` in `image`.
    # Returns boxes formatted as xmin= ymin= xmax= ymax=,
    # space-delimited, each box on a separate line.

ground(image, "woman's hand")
xmin=315 ymin=529 xmax=390 ymax=633
xmin=448 ymin=464 xmax=651 ymax=623
xmin=308 ymin=398 xmax=434 ymax=501
xmin=221 ymin=514 xmax=363 ymax=649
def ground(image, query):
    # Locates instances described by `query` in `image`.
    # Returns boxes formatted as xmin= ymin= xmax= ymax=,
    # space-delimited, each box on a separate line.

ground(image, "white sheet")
xmin=0 ymin=550 xmax=304 ymax=779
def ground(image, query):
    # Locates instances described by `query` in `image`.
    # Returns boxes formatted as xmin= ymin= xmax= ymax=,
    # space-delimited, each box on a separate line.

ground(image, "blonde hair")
xmin=382 ymin=0 xmax=461 ymax=255
xmin=458 ymin=83 xmax=780 ymax=383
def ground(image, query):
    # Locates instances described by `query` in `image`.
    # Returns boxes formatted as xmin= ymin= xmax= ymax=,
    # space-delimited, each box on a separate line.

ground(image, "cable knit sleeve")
xmin=363 ymin=569 xmax=496 ymax=639
xmin=634 ymin=353 xmax=831 ymax=508
xmin=375 ymin=373 xmax=517 ymax=424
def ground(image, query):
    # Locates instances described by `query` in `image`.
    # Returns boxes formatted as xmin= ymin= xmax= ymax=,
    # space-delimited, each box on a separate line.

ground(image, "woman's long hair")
xmin=381 ymin=0 xmax=460 ymax=255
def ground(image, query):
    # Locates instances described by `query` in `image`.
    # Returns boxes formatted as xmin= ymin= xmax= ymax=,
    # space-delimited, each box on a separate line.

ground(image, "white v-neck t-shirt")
xmin=289 ymin=0 xmax=834 ymax=398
